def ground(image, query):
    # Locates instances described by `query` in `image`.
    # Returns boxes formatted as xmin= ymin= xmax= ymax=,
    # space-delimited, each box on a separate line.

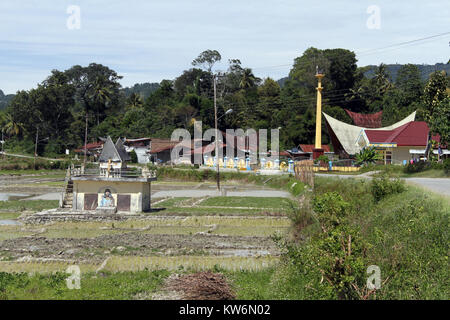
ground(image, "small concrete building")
xmin=63 ymin=136 xmax=156 ymax=213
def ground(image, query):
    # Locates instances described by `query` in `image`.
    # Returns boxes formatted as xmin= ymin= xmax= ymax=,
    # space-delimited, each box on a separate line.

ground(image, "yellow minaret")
xmin=313 ymin=69 xmax=325 ymax=159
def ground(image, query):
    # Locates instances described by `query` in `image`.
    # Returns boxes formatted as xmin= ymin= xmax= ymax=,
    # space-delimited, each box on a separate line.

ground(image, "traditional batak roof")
xmin=345 ymin=109 xmax=383 ymax=128
xmin=324 ymin=111 xmax=416 ymax=156
xmin=99 ymin=136 xmax=130 ymax=162
xmin=115 ymin=138 xmax=131 ymax=161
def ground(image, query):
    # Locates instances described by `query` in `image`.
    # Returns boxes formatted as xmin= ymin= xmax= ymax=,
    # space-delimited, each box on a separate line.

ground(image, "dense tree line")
xmin=0 ymin=48 xmax=448 ymax=157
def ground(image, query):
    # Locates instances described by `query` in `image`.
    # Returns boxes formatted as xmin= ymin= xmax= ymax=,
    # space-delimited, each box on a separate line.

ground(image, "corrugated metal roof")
xmin=364 ymin=121 xmax=429 ymax=146
xmin=298 ymin=144 xmax=331 ymax=153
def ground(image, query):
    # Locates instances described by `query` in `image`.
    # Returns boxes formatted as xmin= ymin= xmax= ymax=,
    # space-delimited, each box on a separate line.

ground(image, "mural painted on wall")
xmin=100 ymin=189 xmax=115 ymax=207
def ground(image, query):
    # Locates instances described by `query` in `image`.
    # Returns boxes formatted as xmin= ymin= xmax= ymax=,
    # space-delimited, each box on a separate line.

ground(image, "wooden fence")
xmin=294 ymin=160 xmax=314 ymax=188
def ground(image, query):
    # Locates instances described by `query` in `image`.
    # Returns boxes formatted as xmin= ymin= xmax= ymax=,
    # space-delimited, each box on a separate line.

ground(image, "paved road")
xmin=406 ymin=178 xmax=450 ymax=196
xmin=316 ymin=173 xmax=450 ymax=196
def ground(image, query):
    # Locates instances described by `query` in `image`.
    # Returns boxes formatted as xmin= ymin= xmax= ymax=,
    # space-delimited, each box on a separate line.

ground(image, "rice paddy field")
xmin=0 ymin=171 xmax=298 ymax=299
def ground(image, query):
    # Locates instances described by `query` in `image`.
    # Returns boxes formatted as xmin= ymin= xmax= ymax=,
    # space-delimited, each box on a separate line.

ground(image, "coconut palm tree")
xmin=126 ymin=93 xmax=144 ymax=109
xmin=1 ymin=112 xmax=23 ymax=137
xmin=90 ymin=76 xmax=113 ymax=125
xmin=239 ymin=68 xmax=257 ymax=90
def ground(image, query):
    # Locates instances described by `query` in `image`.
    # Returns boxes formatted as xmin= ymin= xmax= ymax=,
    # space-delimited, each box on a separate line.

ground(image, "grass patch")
xmin=103 ymin=255 xmax=278 ymax=272
xmin=225 ymin=268 xmax=276 ymax=300
xmin=0 ymin=200 xmax=59 ymax=212
xmin=151 ymin=196 xmax=292 ymax=216
xmin=0 ymin=212 xmax=21 ymax=220
xmin=200 ymin=197 xmax=297 ymax=209
xmin=0 ymin=270 xmax=170 ymax=300
xmin=0 ymin=169 xmax=65 ymax=176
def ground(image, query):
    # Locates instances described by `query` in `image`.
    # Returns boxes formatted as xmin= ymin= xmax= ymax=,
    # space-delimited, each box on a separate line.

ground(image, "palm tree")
xmin=90 ymin=76 xmax=113 ymax=125
xmin=2 ymin=113 xmax=22 ymax=137
xmin=374 ymin=64 xmax=393 ymax=94
xmin=127 ymin=93 xmax=144 ymax=109
xmin=239 ymin=68 xmax=257 ymax=90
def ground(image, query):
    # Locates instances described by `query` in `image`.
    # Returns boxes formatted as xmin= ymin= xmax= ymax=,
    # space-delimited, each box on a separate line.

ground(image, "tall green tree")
xmin=192 ymin=50 xmax=222 ymax=73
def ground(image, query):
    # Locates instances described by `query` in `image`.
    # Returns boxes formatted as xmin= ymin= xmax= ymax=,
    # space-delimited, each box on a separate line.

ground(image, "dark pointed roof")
xmin=115 ymin=138 xmax=131 ymax=161
xmin=99 ymin=136 xmax=130 ymax=162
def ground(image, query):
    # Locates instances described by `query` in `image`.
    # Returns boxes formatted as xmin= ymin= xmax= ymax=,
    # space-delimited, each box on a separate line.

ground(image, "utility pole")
xmin=34 ymin=126 xmax=39 ymax=169
xmin=83 ymin=112 xmax=88 ymax=168
xmin=1 ymin=130 xmax=4 ymax=159
xmin=214 ymin=75 xmax=220 ymax=191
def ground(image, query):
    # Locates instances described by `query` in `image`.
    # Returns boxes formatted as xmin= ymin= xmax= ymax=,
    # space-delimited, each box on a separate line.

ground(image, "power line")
xmin=249 ymin=31 xmax=450 ymax=71
xmin=357 ymin=31 xmax=450 ymax=56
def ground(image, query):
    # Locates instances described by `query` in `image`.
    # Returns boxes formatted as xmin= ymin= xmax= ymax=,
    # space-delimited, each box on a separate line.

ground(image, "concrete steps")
xmin=62 ymin=180 xmax=74 ymax=209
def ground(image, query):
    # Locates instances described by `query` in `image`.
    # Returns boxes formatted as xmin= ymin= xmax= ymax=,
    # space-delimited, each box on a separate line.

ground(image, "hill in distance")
xmin=122 ymin=82 xmax=160 ymax=99
xmin=0 ymin=90 xmax=15 ymax=111
xmin=276 ymin=62 xmax=450 ymax=87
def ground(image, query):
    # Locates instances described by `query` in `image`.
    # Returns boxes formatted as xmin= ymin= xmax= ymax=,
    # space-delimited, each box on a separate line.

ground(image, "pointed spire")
xmin=99 ymin=136 xmax=129 ymax=162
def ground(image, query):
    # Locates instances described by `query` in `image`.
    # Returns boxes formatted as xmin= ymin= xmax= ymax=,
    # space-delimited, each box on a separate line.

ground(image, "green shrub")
xmin=314 ymin=155 xmax=329 ymax=165
xmin=443 ymin=158 xmax=450 ymax=174
xmin=313 ymin=192 xmax=350 ymax=229
xmin=129 ymin=150 xmax=138 ymax=163
xmin=370 ymin=174 xmax=405 ymax=202
xmin=403 ymin=161 xmax=431 ymax=173
xmin=355 ymin=147 xmax=381 ymax=166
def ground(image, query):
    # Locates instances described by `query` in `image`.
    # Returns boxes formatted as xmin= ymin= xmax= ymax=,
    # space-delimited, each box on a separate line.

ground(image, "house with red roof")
xmin=74 ymin=141 xmax=104 ymax=159
xmin=356 ymin=121 xmax=432 ymax=164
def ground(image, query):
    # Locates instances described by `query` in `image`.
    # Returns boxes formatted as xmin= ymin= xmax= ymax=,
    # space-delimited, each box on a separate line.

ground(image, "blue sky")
xmin=0 ymin=0 xmax=449 ymax=94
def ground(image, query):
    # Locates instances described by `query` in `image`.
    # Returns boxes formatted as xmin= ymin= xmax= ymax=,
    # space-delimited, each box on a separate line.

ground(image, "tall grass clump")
xmin=370 ymin=174 xmax=405 ymax=202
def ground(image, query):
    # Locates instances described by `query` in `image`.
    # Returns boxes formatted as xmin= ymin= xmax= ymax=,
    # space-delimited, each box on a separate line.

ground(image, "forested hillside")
xmin=0 ymin=48 xmax=448 ymax=157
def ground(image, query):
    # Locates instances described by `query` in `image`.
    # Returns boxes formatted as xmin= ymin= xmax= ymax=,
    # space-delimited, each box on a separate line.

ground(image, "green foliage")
xmin=0 ymin=270 xmax=170 ymax=300
xmin=355 ymin=147 xmax=381 ymax=166
xmin=0 ymin=156 xmax=72 ymax=171
xmin=313 ymin=192 xmax=350 ymax=229
xmin=1 ymin=51 xmax=447 ymax=156
xmin=129 ymin=149 xmax=138 ymax=163
xmin=403 ymin=161 xmax=431 ymax=173
xmin=314 ymin=155 xmax=329 ymax=164
xmin=370 ymin=174 xmax=406 ymax=202
xmin=428 ymin=96 xmax=450 ymax=145
xmin=0 ymin=200 xmax=59 ymax=212
xmin=267 ymin=177 xmax=448 ymax=300
xmin=444 ymin=158 xmax=450 ymax=174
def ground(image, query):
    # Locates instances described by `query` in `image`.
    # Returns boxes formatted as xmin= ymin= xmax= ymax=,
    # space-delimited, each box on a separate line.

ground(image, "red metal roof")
xmin=74 ymin=141 xmax=104 ymax=153
xmin=187 ymin=142 xmax=227 ymax=155
xmin=345 ymin=109 xmax=383 ymax=128
xmin=298 ymin=144 xmax=331 ymax=153
xmin=364 ymin=121 xmax=429 ymax=146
